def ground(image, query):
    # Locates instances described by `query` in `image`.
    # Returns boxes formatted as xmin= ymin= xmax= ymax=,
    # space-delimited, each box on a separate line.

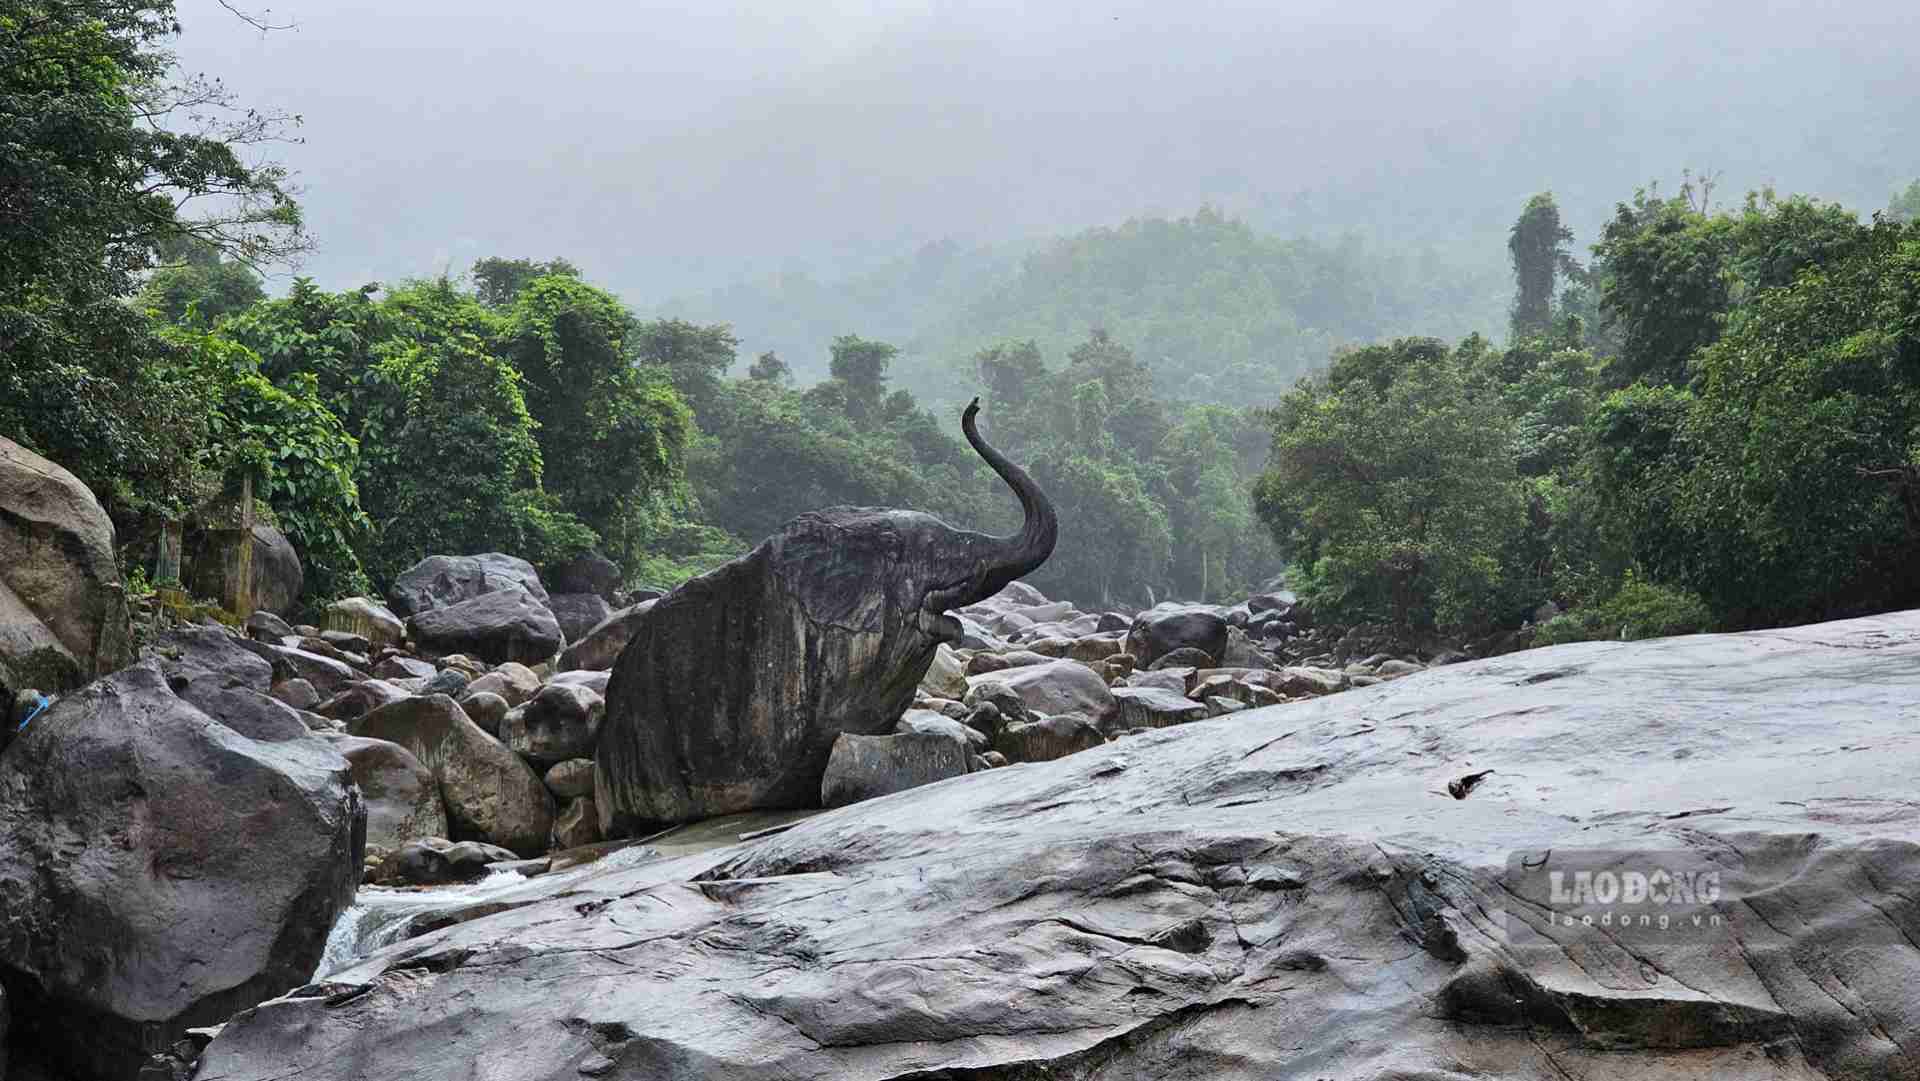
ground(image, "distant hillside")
xmin=655 ymin=208 xmax=1508 ymax=411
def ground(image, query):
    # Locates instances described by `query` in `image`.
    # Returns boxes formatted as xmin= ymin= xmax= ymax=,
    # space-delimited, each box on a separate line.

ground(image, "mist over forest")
xmin=174 ymin=0 xmax=1920 ymax=366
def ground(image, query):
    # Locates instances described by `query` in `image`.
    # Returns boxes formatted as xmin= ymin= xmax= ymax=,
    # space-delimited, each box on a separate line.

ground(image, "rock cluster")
xmin=196 ymin=610 xmax=1920 ymax=1080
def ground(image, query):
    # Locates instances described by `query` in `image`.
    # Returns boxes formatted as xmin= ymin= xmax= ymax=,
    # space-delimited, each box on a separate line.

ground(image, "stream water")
xmin=313 ymin=867 xmax=530 ymax=980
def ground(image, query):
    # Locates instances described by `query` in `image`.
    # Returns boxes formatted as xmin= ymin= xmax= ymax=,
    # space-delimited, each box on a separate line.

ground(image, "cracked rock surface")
xmin=199 ymin=612 xmax=1920 ymax=1080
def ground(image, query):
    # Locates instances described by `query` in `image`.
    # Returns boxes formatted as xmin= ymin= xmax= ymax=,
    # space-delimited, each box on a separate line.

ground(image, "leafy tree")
xmin=1027 ymin=451 xmax=1170 ymax=608
xmin=1255 ymin=338 xmax=1526 ymax=631
xmin=0 ymin=0 xmax=303 ymax=529
xmin=1888 ymin=180 xmax=1920 ymax=224
xmin=498 ymin=275 xmax=694 ymax=568
xmin=632 ymin=318 xmax=737 ymax=421
xmin=747 ymin=350 xmax=790 ymax=383
xmin=1508 ymin=192 xmax=1576 ymax=339
xmin=472 ymin=256 xmax=580 ymax=308
xmin=827 ymin=333 xmax=897 ymax=423
xmin=137 ymin=236 xmax=266 ymax=327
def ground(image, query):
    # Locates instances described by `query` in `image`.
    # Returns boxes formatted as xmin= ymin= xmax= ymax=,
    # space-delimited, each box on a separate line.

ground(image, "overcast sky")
xmin=171 ymin=0 xmax=1920 ymax=304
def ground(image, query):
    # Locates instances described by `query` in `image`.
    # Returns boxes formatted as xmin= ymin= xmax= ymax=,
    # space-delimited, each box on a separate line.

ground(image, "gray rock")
xmin=409 ymin=587 xmax=563 ymax=667
xmin=465 ymin=662 xmax=541 ymax=708
xmin=246 ymin=610 xmax=295 ymax=642
xmin=1126 ymin=666 xmax=1193 ymax=694
xmin=295 ymin=635 xmax=372 ymax=672
xmin=964 ymin=648 xmax=1053 ymax=676
xmin=0 ymin=436 xmax=130 ymax=695
xmin=964 ymin=658 xmax=1117 ymax=728
xmin=262 ymin=644 xmax=360 ymax=697
xmin=918 ymin=642 xmax=968 ymax=699
xmin=546 ymin=551 xmax=622 ymax=600
xmin=269 ymin=678 xmax=320 ymax=711
xmin=547 ymin=669 xmax=611 ymax=696
xmin=422 ymin=668 xmax=471 ymax=697
xmin=323 ymin=735 xmax=448 ymax=851
xmin=820 ymin=731 xmax=969 ymax=808
xmin=1110 ymin=685 xmax=1209 ymax=731
xmin=325 ymin=596 xmax=407 ymax=647
xmin=551 ymin=796 xmax=601 ymax=850
xmin=321 ymin=628 xmax=372 ymax=654
xmin=895 ymin=708 xmax=990 ymax=753
xmin=0 ymin=664 xmax=361 ymax=1079
xmin=314 ymin=679 xmax=411 ymax=725
xmin=372 ymin=655 xmax=437 ymax=682
xmin=388 ymin=552 xmax=550 ymax=619
xmin=503 ymin=682 xmax=605 ymax=766
xmin=993 ymin=711 xmax=1107 ymax=763
xmin=1273 ymin=665 xmax=1347 ymax=697
xmin=543 ymin=758 xmax=596 ymax=799
xmin=369 ymin=837 xmax=518 ymax=886
xmin=195 ymin=611 xmax=1920 ymax=1081
xmin=557 ymin=598 xmax=656 ymax=672
xmin=1149 ymin=645 xmax=1217 ymax=670
xmin=457 ymin=690 xmax=510 ymax=738
xmin=548 ymin=592 xmax=613 ymax=644
xmin=147 ymin=627 xmax=310 ymax=742
xmin=1126 ymin=603 xmax=1229 ymax=667
xmin=353 ymin=695 xmax=554 ymax=857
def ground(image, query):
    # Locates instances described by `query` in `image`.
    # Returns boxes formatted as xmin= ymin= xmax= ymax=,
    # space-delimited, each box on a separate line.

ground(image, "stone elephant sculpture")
xmin=595 ymin=397 xmax=1056 ymax=832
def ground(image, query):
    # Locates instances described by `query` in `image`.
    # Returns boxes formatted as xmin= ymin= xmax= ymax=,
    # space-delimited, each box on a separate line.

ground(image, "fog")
xmin=174 ymin=0 xmax=1919 ymax=306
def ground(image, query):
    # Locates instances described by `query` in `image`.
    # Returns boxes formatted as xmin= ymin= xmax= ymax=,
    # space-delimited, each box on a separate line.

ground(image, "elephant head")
xmin=594 ymin=398 xmax=1058 ymax=831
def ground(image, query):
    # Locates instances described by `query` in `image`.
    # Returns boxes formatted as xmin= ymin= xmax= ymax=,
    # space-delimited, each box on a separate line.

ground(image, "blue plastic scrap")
xmin=17 ymin=692 xmax=49 ymax=731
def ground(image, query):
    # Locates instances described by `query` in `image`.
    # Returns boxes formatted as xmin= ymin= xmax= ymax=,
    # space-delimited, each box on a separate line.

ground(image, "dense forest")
xmin=6 ymin=0 xmax=1920 ymax=651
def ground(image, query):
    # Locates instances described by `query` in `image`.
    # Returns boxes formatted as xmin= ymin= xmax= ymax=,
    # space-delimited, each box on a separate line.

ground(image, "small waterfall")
xmin=315 ymin=868 xmax=529 ymax=979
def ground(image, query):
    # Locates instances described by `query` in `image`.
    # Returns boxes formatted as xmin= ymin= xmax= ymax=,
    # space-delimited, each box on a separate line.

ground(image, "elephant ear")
xmin=767 ymin=510 xmax=909 ymax=633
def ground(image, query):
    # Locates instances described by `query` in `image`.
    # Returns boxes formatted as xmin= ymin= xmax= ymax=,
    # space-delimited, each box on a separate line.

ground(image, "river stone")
xmin=323 ymin=735 xmax=448 ymax=852
xmin=546 ymin=551 xmax=622 ymax=601
xmin=195 ymin=611 xmax=1920 ymax=1080
xmin=548 ymin=592 xmax=613 ymax=645
xmin=0 ymin=663 xmax=362 ymax=1079
xmin=547 ymin=669 xmax=610 ymax=696
xmin=1109 ymin=685 xmax=1209 ymax=731
xmin=964 ymin=658 xmax=1117 ymax=728
xmin=325 ymin=596 xmax=407 ymax=647
xmin=409 ymin=588 xmax=563 ymax=667
xmin=820 ymin=731 xmax=970 ymax=808
xmin=543 ymin=758 xmax=596 ymax=799
xmin=314 ymin=679 xmax=411 ymax=725
xmin=369 ymin=837 xmax=519 ymax=887
xmin=1126 ymin=603 xmax=1229 ymax=668
xmin=502 ymin=682 xmax=605 ymax=767
xmin=353 ymin=695 xmax=554 ymax=857
xmin=993 ymin=711 xmax=1107 ymax=763
xmin=457 ymin=690 xmax=510 ymax=738
xmin=551 ymin=796 xmax=601 ymax=850
xmin=372 ymin=654 xmax=436 ymax=682
xmin=919 ymin=642 xmax=968 ymax=699
xmin=388 ymin=553 xmax=550 ymax=619
xmin=0 ymin=436 xmax=130 ymax=695
xmin=895 ymin=707 xmax=989 ymax=753
xmin=466 ymin=663 xmax=541 ymax=708
xmin=148 ymin=626 xmax=311 ymax=743
xmin=557 ymin=598 xmax=656 ymax=672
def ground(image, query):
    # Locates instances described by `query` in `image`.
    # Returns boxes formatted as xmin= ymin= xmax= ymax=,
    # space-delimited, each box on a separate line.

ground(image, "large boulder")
xmin=502 ymin=682 xmax=605 ymax=767
xmin=545 ymin=551 xmax=622 ymax=601
xmin=353 ymin=695 xmax=554 ymax=857
xmin=0 ymin=664 xmax=363 ymax=1079
xmin=993 ymin=712 xmax=1107 ymax=762
xmin=963 ymin=658 xmax=1117 ymax=729
xmin=548 ymin=592 xmax=613 ymax=644
xmin=325 ymin=596 xmax=406 ymax=648
xmin=820 ymin=730 xmax=970 ymax=808
xmin=323 ymin=735 xmax=449 ymax=853
xmin=557 ymin=598 xmax=656 ymax=672
xmin=1125 ymin=602 xmax=1229 ymax=668
xmin=388 ymin=553 xmax=550 ymax=619
xmin=187 ymin=523 xmax=303 ymax=616
xmin=409 ymin=587 xmax=563 ymax=667
xmin=1109 ymin=684 xmax=1210 ymax=732
xmin=199 ymin=611 xmax=1920 ymax=1080
xmin=0 ymin=436 xmax=130 ymax=695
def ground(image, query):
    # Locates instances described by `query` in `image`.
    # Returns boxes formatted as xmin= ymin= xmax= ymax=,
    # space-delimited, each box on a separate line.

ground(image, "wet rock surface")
xmin=199 ymin=612 xmax=1920 ymax=1080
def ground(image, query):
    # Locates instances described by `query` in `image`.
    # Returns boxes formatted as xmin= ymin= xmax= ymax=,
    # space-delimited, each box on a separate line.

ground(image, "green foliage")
xmin=1255 ymin=338 xmax=1527 ymax=631
xmin=499 ymin=275 xmax=694 ymax=569
xmin=632 ymin=318 xmax=737 ymax=421
xmin=1508 ymin=193 xmax=1576 ymax=339
xmin=136 ymin=237 xmax=266 ymax=328
xmin=165 ymin=328 xmax=371 ymax=599
xmin=1891 ymin=180 xmax=1920 ymax=224
xmin=471 ymin=256 xmax=580 ymax=308
xmin=1534 ymin=573 xmax=1712 ymax=645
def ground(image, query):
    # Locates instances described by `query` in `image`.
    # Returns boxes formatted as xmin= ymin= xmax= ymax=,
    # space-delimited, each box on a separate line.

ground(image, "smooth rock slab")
xmin=201 ymin=612 xmax=1920 ymax=1080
